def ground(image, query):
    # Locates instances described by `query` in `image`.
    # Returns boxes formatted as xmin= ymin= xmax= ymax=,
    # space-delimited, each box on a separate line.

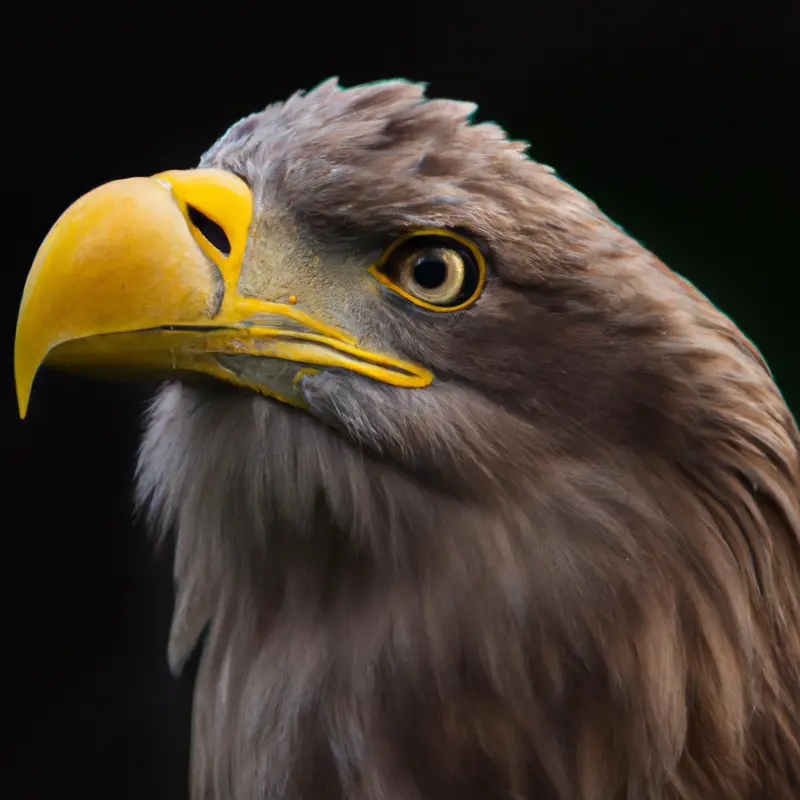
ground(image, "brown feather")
xmin=136 ymin=78 xmax=800 ymax=800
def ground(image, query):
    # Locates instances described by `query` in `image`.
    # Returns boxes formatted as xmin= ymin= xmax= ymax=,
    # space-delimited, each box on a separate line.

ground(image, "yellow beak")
xmin=14 ymin=168 xmax=432 ymax=418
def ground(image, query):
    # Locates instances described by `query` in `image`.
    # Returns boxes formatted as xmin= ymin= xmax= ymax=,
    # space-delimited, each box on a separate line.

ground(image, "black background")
xmin=4 ymin=2 xmax=798 ymax=798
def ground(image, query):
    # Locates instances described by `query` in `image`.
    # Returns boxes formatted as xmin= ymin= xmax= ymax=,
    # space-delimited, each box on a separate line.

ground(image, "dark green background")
xmin=3 ymin=2 xmax=797 ymax=797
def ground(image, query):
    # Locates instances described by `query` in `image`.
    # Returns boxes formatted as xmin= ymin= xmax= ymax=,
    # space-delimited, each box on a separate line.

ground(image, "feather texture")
xmin=135 ymin=79 xmax=800 ymax=799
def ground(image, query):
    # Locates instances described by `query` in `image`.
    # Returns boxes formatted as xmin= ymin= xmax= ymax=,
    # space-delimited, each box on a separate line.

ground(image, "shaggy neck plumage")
xmin=136 ymin=378 xmax=800 ymax=800
xmin=136 ymin=381 xmax=531 ymax=798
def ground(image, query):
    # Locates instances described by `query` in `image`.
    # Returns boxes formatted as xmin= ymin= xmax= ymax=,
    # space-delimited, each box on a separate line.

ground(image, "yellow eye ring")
xmin=368 ymin=228 xmax=486 ymax=312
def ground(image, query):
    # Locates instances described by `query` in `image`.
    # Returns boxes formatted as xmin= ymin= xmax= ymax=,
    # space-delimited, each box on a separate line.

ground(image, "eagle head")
xmin=15 ymin=79 xmax=800 ymax=799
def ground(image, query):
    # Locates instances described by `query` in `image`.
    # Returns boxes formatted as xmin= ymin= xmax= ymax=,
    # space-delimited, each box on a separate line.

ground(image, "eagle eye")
xmin=369 ymin=229 xmax=486 ymax=312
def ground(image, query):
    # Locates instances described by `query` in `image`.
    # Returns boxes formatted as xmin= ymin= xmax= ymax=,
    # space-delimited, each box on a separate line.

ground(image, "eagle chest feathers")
xmin=16 ymin=79 xmax=800 ymax=800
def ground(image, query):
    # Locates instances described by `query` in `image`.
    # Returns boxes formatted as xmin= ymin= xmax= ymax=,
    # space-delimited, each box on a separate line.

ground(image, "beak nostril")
xmin=186 ymin=204 xmax=231 ymax=257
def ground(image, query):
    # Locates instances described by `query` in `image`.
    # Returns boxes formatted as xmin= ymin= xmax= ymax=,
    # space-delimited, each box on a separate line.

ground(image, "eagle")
xmin=14 ymin=79 xmax=800 ymax=800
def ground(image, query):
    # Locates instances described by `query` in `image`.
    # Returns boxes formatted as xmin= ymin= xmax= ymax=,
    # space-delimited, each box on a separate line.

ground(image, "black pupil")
xmin=412 ymin=252 xmax=448 ymax=289
xmin=187 ymin=205 xmax=231 ymax=256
